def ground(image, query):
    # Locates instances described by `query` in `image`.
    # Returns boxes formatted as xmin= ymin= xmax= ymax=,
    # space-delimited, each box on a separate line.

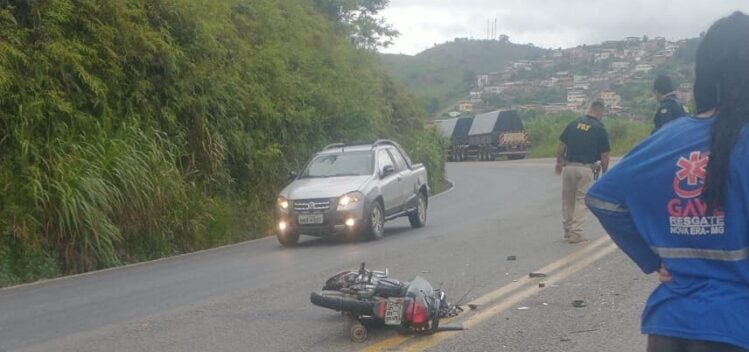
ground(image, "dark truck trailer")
xmin=438 ymin=117 xmax=473 ymax=161
xmin=439 ymin=110 xmax=529 ymax=162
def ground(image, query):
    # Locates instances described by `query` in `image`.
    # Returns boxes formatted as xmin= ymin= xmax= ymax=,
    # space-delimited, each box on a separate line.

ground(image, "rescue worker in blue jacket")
xmin=587 ymin=12 xmax=749 ymax=352
xmin=652 ymin=75 xmax=687 ymax=132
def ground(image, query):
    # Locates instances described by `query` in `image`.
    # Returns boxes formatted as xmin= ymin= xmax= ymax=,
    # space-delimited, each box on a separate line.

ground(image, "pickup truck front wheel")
xmin=366 ymin=201 xmax=385 ymax=240
xmin=277 ymin=231 xmax=300 ymax=247
xmin=408 ymin=192 xmax=427 ymax=228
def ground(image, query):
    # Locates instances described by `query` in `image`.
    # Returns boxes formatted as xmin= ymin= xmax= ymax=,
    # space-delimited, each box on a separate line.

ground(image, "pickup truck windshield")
xmin=302 ymin=151 xmax=374 ymax=178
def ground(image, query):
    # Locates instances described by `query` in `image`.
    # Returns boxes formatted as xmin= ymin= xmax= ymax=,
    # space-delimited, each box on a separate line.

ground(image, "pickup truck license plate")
xmin=298 ymin=214 xmax=324 ymax=225
xmin=384 ymin=300 xmax=402 ymax=325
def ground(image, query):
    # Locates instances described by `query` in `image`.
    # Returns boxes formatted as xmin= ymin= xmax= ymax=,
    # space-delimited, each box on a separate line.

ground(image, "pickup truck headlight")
xmin=337 ymin=191 xmax=364 ymax=210
xmin=277 ymin=196 xmax=290 ymax=210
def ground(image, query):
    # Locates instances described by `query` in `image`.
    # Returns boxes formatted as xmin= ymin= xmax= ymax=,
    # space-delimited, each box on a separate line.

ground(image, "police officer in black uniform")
xmin=652 ymin=75 xmax=686 ymax=132
xmin=555 ymin=100 xmax=611 ymax=243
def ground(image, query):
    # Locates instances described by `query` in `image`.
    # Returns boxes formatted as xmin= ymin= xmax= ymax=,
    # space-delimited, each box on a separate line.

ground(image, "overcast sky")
xmin=379 ymin=1 xmax=749 ymax=55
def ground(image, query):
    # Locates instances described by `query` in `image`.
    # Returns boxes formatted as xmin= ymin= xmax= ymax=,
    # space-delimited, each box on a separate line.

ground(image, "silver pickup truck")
xmin=275 ymin=140 xmax=429 ymax=246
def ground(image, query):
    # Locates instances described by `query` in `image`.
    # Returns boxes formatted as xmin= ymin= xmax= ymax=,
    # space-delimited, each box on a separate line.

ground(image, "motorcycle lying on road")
xmin=310 ymin=263 xmax=464 ymax=342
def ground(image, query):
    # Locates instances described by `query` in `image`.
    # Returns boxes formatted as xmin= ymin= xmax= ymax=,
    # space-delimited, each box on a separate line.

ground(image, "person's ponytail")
xmin=696 ymin=12 xmax=749 ymax=209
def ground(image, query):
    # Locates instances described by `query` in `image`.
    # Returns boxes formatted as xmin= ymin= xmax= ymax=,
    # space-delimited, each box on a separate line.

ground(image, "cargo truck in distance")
xmin=438 ymin=110 xmax=529 ymax=161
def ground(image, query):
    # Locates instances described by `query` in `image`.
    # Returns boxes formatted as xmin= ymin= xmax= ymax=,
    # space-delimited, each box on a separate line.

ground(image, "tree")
xmin=313 ymin=0 xmax=399 ymax=50
xmin=462 ymin=69 xmax=476 ymax=89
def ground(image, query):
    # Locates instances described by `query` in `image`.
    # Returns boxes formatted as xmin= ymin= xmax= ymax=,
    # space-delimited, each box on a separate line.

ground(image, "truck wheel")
xmin=408 ymin=192 xmax=428 ymax=228
xmin=366 ymin=201 xmax=385 ymax=240
xmin=277 ymin=232 xmax=299 ymax=247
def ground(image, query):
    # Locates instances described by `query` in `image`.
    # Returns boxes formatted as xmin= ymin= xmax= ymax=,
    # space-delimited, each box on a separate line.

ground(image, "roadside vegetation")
xmin=0 ymin=0 xmax=446 ymax=286
xmin=522 ymin=111 xmax=652 ymax=158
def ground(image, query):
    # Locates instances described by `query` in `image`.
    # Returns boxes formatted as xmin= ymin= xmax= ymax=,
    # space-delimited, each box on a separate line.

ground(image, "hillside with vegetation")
xmin=381 ymin=39 xmax=548 ymax=115
xmin=0 ymin=0 xmax=446 ymax=286
xmin=464 ymin=37 xmax=700 ymax=119
xmin=384 ymin=35 xmax=700 ymax=123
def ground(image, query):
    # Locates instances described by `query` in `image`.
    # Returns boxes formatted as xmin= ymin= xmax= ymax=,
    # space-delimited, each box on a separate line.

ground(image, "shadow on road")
xmin=289 ymin=226 xmax=417 ymax=248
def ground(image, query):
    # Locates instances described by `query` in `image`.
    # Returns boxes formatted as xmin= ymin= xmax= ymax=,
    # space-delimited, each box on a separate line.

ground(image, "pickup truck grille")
xmin=293 ymin=199 xmax=331 ymax=212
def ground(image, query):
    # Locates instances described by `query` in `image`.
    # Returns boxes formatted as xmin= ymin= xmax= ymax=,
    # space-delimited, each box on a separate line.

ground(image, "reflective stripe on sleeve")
xmin=652 ymin=247 xmax=749 ymax=261
xmin=585 ymin=196 xmax=628 ymax=213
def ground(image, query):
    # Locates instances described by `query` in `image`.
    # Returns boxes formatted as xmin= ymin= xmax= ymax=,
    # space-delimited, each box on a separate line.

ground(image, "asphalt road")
xmin=0 ymin=159 xmax=659 ymax=352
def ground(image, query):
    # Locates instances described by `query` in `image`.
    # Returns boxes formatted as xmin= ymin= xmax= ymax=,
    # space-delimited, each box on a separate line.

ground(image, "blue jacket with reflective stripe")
xmin=587 ymin=116 xmax=749 ymax=350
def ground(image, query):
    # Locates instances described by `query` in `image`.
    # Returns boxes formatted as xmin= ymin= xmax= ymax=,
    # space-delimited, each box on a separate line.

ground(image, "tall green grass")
xmin=0 ymin=0 xmax=445 ymax=286
xmin=523 ymin=112 xmax=651 ymax=158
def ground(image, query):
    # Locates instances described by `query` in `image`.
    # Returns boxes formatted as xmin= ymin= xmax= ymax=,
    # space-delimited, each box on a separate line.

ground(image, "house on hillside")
xmin=458 ymin=101 xmax=474 ymax=112
xmin=543 ymin=103 xmax=570 ymax=113
xmin=477 ymin=74 xmax=491 ymax=89
xmin=634 ymin=64 xmax=654 ymax=73
xmin=569 ymin=47 xmax=592 ymax=65
xmin=594 ymin=52 xmax=612 ymax=62
xmin=600 ymin=90 xmax=622 ymax=110
xmin=611 ymin=61 xmax=630 ymax=71
xmin=567 ymin=88 xmax=587 ymax=110
xmin=483 ymin=86 xmax=504 ymax=95
xmin=513 ymin=60 xmax=533 ymax=71
xmin=470 ymin=91 xmax=483 ymax=104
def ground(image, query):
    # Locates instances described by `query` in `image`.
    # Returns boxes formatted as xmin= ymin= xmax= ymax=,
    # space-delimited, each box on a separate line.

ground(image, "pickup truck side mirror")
xmin=289 ymin=170 xmax=298 ymax=180
xmin=381 ymin=165 xmax=395 ymax=178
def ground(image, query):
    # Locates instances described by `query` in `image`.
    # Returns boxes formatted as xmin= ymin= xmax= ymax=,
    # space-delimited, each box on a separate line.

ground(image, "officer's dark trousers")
xmin=647 ymin=335 xmax=746 ymax=352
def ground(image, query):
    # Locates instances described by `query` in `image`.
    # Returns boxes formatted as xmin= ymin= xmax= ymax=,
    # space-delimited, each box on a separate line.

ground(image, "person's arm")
xmin=586 ymin=198 xmax=661 ymax=274
xmin=555 ymin=142 xmax=566 ymax=175
xmin=655 ymin=105 xmax=672 ymax=129
xmin=599 ymin=152 xmax=610 ymax=174
xmin=587 ymin=162 xmax=661 ymax=274
xmin=598 ymin=126 xmax=611 ymax=174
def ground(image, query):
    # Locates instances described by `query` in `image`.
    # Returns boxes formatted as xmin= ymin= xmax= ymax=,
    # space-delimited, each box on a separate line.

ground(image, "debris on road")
xmin=506 ymin=255 xmax=517 ymax=261
xmin=517 ymin=306 xmax=530 ymax=310
xmin=468 ymin=304 xmax=479 ymax=310
xmin=529 ymin=272 xmax=547 ymax=278
xmin=538 ymin=282 xmax=546 ymax=288
xmin=572 ymin=300 xmax=587 ymax=308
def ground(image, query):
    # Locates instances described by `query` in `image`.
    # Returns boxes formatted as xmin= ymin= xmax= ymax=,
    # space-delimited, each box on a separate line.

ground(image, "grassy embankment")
xmin=523 ymin=111 xmax=652 ymax=158
xmin=0 ymin=0 xmax=447 ymax=287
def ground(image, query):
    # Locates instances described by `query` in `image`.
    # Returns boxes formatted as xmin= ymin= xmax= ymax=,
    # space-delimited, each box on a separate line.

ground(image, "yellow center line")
xmin=360 ymin=236 xmax=614 ymax=352
xmin=471 ymin=236 xmax=610 ymax=307
xmin=402 ymin=242 xmax=618 ymax=351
